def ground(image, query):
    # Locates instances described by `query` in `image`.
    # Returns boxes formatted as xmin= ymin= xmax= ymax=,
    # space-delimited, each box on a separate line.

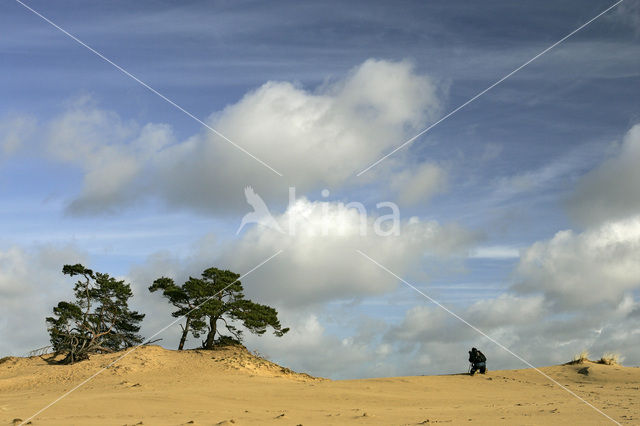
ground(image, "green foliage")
xmin=46 ymin=264 xmax=145 ymax=364
xmin=150 ymin=267 xmax=289 ymax=350
xmin=215 ymin=335 xmax=242 ymax=347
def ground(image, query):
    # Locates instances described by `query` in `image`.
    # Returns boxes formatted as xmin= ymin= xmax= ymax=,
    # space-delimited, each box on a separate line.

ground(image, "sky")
xmin=1 ymin=0 xmax=640 ymax=380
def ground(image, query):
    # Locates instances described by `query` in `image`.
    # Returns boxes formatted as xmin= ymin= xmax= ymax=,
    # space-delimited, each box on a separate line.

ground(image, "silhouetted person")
xmin=468 ymin=347 xmax=487 ymax=375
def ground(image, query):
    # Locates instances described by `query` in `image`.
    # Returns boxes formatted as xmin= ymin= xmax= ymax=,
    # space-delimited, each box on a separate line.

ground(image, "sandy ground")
xmin=1 ymin=345 xmax=637 ymax=425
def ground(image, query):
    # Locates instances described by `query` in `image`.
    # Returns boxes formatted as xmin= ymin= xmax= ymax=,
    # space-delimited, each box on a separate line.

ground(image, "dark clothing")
xmin=469 ymin=361 xmax=486 ymax=375
xmin=468 ymin=349 xmax=487 ymax=375
xmin=468 ymin=349 xmax=486 ymax=364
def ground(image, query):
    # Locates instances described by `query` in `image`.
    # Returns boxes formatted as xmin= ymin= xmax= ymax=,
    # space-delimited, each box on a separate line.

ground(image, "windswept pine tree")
xmin=46 ymin=264 xmax=145 ymax=364
xmin=147 ymin=277 xmax=206 ymax=350
xmin=150 ymin=267 xmax=288 ymax=350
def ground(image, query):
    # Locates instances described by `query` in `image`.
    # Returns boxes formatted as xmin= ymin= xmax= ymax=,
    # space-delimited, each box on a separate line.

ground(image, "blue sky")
xmin=1 ymin=0 xmax=640 ymax=379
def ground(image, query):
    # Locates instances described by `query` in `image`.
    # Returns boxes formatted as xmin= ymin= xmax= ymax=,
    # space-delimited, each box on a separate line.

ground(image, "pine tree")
xmin=148 ymin=277 xmax=205 ymax=350
xmin=150 ymin=267 xmax=288 ymax=350
xmin=46 ymin=264 xmax=145 ymax=364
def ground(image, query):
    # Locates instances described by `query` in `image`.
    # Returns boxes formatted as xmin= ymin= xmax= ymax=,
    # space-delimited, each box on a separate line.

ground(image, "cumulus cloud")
xmin=132 ymin=197 xmax=478 ymax=308
xmin=465 ymin=293 xmax=545 ymax=328
xmin=513 ymin=216 xmax=640 ymax=310
xmin=34 ymin=59 xmax=444 ymax=215
xmin=0 ymin=244 xmax=88 ymax=356
xmin=509 ymin=126 xmax=640 ymax=312
xmin=225 ymin=199 xmax=477 ymax=306
xmin=410 ymin=129 xmax=640 ymax=374
xmin=375 ymin=289 xmax=640 ymax=376
xmin=0 ymin=114 xmax=36 ymax=161
xmin=387 ymin=304 xmax=472 ymax=344
xmin=45 ymin=98 xmax=175 ymax=213
xmin=389 ymin=162 xmax=447 ymax=206
xmin=243 ymin=311 xmax=386 ymax=379
xmin=384 ymin=294 xmax=545 ymax=354
xmin=569 ymin=124 xmax=640 ymax=226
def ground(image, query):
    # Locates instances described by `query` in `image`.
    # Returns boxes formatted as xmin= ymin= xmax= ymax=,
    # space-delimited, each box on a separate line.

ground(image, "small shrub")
xmin=598 ymin=353 xmax=620 ymax=365
xmin=577 ymin=366 xmax=590 ymax=376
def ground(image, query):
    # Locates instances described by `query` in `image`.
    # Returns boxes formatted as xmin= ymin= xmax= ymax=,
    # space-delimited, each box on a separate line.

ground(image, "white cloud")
xmin=130 ymin=197 xmax=478 ymax=308
xmin=45 ymin=98 xmax=175 ymax=213
xmin=415 ymin=130 xmax=640 ymax=374
xmin=378 ymin=291 xmax=640 ymax=375
xmin=468 ymin=245 xmax=520 ymax=259
xmin=382 ymin=294 xmax=544 ymax=350
xmin=465 ymin=293 xmax=545 ymax=328
xmin=0 ymin=115 xmax=36 ymax=160
xmin=151 ymin=58 xmax=444 ymax=213
xmin=0 ymin=244 xmax=88 ymax=356
xmin=569 ymin=124 xmax=640 ymax=226
xmin=243 ymin=311 xmax=379 ymax=379
xmin=31 ymin=59 xmax=444 ymax=215
xmin=218 ymin=198 xmax=477 ymax=307
xmin=513 ymin=216 xmax=640 ymax=310
xmin=387 ymin=304 xmax=468 ymax=343
xmin=389 ymin=162 xmax=447 ymax=206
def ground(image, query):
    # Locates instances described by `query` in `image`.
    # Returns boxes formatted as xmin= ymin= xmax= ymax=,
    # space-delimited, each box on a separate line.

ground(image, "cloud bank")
xmin=16 ymin=59 xmax=448 ymax=215
xmin=569 ymin=124 xmax=640 ymax=226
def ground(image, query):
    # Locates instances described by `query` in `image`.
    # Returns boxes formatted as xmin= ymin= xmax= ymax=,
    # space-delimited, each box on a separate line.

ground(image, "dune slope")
xmin=1 ymin=345 xmax=638 ymax=425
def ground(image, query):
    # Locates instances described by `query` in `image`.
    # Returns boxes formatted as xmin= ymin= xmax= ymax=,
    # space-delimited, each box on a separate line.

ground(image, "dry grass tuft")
xmin=598 ymin=353 xmax=620 ymax=365
xmin=567 ymin=350 xmax=622 ymax=366
xmin=570 ymin=349 xmax=590 ymax=364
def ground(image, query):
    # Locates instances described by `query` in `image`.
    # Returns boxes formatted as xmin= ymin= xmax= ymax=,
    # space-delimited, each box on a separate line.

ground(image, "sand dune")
xmin=1 ymin=345 xmax=638 ymax=425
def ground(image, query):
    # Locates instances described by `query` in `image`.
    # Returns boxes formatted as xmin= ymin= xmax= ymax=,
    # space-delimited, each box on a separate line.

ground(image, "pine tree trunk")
xmin=178 ymin=317 xmax=191 ymax=351
xmin=203 ymin=317 xmax=217 ymax=349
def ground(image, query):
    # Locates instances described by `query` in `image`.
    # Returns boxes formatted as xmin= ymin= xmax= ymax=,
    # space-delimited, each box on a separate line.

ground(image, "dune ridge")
xmin=1 ymin=345 xmax=638 ymax=425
